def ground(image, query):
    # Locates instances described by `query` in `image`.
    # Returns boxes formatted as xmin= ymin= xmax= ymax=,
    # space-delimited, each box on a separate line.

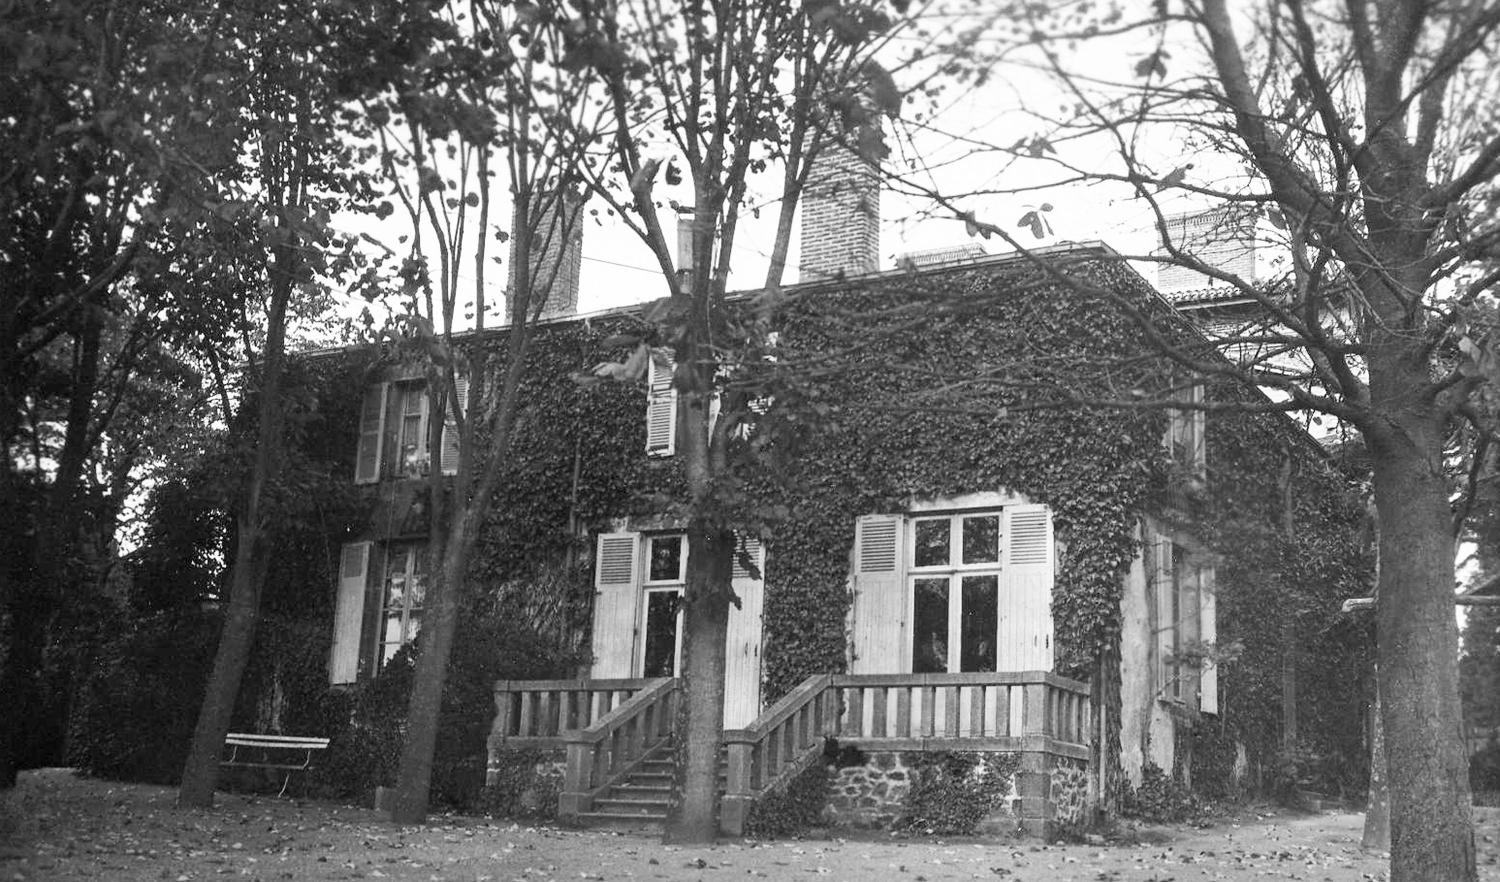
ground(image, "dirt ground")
xmin=2 ymin=769 xmax=1497 ymax=882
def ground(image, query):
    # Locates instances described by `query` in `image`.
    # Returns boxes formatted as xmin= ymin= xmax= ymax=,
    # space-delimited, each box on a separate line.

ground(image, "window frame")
xmin=905 ymin=510 xmax=1005 ymax=674
xmin=639 ymin=533 xmax=687 ymax=677
xmin=377 ymin=542 xmax=427 ymax=669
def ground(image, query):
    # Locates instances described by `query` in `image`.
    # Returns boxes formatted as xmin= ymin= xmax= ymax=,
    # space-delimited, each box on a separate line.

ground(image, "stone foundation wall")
xmin=1050 ymin=758 xmax=1090 ymax=832
xmin=819 ymin=747 xmax=1090 ymax=838
xmin=824 ymin=751 xmax=921 ymax=828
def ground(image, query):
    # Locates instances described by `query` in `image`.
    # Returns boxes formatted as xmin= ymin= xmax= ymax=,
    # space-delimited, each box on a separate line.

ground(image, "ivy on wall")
xmin=117 ymin=257 xmax=1371 ymax=806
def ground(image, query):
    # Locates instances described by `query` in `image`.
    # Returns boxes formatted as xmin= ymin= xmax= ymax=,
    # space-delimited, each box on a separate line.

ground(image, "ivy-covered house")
xmin=307 ymin=171 xmax=1368 ymax=836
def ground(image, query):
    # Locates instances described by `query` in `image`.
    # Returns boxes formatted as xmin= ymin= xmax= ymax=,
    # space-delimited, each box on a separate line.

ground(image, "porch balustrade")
xmin=490 ymin=671 xmax=1091 ymax=829
xmin=489 ymin=678 xmax=658 ymax=747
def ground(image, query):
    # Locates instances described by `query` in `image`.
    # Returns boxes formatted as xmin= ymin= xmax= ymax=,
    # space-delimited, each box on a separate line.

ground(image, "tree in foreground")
xmin=549 ymin=0 xmax=928 ymax=841
xmin=897 ymin=2 xmax=1500 ymax=879
xmin=371 ymin=0 xmax=600 ymax=824
xmin=176 ymin=0 xmax=422 ymax=805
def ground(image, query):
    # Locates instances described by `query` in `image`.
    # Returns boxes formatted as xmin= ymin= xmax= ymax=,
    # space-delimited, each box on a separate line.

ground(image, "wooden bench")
xmin=221 ymin=733 xmax=330 ymax=797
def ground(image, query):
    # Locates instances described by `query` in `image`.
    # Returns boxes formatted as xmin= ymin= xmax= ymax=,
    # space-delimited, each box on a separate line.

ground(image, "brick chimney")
xmin=509 ymin=191 xmax=584 ymax=318
xmin=798 ymin=142 xmax=881 ymax=282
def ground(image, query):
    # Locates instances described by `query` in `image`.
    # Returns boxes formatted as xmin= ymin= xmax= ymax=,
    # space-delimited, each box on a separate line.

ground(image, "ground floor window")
xmin=910 ymin=511 xmax=1003 ymax=673
xmin=379 ymin=543 xmax=427 ymax=667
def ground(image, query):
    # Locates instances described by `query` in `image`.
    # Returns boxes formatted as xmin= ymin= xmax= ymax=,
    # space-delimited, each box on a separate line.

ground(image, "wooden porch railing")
xmin=831 ymin=671 xmax=1091 ymax=755
xmin=557 ymin=677 xmax=678 ymax=817
xmin=720 ymin=671 xmax=1090 ymax=834
xmin=490 ymin=678 xmax=657 ymax=747
xmin=489 ymin=671 xmax=1090 ymax=831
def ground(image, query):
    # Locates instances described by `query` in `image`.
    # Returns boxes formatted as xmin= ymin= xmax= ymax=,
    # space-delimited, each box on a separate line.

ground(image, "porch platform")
xmin=487 ymin=671 xmax=1095 ymax=837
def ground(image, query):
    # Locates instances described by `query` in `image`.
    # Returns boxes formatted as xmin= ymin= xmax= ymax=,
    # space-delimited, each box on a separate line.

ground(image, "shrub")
xmin=66 ymin=608 xmax=221 ymax=783
xmin=745 ymin=762 xmax=832 ymax=838
xmin=308 ymin=585 xmax=590 ymax=812
xmin=1121 ymin=762 xmax=1202 ymax=823
xmin=898 ymin=752 xmax=1019 ymax=836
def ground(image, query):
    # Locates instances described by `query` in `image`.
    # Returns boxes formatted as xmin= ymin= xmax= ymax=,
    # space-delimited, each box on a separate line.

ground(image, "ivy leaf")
xmin=1156 ymin=163 xmax=1192 ymax=191
xmin=861 ymin=60 xmax=903 ymax=118
xmin=665 ymin=160 xmax=682 ymax=186
xmin=1134 ymin=49 xmax=1169 ymax=78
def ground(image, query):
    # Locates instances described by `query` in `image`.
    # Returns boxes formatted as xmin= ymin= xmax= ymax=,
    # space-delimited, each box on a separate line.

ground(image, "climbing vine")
xmin=119 ymin=256 xmax=1370 ymax=807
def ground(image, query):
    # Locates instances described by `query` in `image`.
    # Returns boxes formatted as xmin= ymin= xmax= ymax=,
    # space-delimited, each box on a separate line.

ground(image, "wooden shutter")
xmin=645 ymin=352 xmax=676 ymax=456
xmin=850 ymin=515 xmax=904 ymax=674
xmin=1151 ymin=532 xmax=1175 ymax=696
xmin=440 ymin=375 xmax=469 ymax=476
xmin=998 ymin=504 xmax=1054 ymax=671
xmin=724 ymin=537 xmax=765 ymax=727
xmin=354 ymin=384 xmax=387 ymax=484
xmin=1199 ymin=565 xmax=1219 ymax=714
xmin=591 ymin=532 xmax=641 ymax=678
xmin=329 ymin=541 xmax=371 ymax=684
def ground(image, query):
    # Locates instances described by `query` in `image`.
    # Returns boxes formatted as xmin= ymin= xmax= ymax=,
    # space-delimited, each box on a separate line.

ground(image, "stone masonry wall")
xmin=821 ymin=748 xmax=1091 ymax=838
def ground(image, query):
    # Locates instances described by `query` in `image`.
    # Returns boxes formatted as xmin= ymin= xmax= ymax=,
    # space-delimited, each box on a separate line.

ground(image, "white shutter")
xmin=999 ymin=504 xmax=1054 ymax=671
xmin=850 ymin=515 xmax=905 ymax=674
xmin=591 ymin=532 xmax=641 ymax=678
xmin=354 ymin=384 xmax=387 ymax=484
xmin=1199 ymin=565 xmax=1219 ymax=714
xmin=724 ymin=537 xmax=765 ymax=727
xmin=646 ymin=352 xmax=677 ymax=456
xmin=329 ymin=541 xmax=371 ymax=684
xmin=440 ymin=375 xmax=469 ymax=476
xmin=1152 ymin=532 xmax=1175 ymax=696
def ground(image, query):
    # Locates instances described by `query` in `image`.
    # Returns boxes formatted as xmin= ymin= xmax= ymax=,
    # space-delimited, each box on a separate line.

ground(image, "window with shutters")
xmin=355 ymin=377 xmax=473 ymax=482
xmin=378 ymin=543 xmax=427 ymax=667
xmin=851 ymin=501 xmax=1054 ymax=675
xmin=909 ymin=512 xmax=1003 ymax=673
xmin=389 ymin=381 xmax=430 ymax=478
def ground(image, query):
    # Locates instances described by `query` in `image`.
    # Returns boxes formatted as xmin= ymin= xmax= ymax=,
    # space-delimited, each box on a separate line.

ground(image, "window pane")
xmin=386 ymin=573 xmax=406 ymax=608
xmin=408 ymin=572 xmax=426 ymax=608
xmin=642 ymin=591 xmax=681 ymax=677
xmin=648 ymin=536 xmax=684 ymax=582
xmin=960 ymin=575 xmax=998 ymax=672
xmin=961 ymin=515 xmax=1000 ymax=565
xmin=406 ymin=615 xmax=421 ymax=644
xmin=913 ymin=519 xmax=951 ymax=568
xmin=383 ymin=614 xmax=404 ymax=646
xmin=912 ymin=577 xmax=950 ymax=673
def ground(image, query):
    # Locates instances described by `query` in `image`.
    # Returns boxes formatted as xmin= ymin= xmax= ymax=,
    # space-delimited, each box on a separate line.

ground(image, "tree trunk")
xmin=1369 ymin=417 xmax=1476 ymax=882
xmin=1364 ymin=669 xmax=1391 ymax=852
xmin=177 ymin=241 xmax=294 ymax=807
xmin=177 ymin=515 xmax=270 ymax=806
xmin=391 ymin=537 xmax=466 ymax=824
xmin=666 ymin=528 xmax=733 ymax=843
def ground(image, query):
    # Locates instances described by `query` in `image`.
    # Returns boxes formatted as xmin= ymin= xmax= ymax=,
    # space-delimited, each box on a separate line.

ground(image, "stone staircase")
xmin=572 ymin=742 xmax=729 ymax=829
xmin=572 ymin=744 xmax=675 ymax=828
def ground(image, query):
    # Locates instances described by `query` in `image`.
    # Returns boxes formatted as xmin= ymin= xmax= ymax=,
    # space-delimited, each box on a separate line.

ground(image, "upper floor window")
xmin=1165 ymin=383 xmax=1206 ymax=481
xmin=354 ymin=377 xmax=466 ymax=483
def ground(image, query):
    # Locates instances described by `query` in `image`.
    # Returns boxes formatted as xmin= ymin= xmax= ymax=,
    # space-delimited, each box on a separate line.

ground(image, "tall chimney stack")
xmin=509 ymin=191 xmax=584 ymax=319
xmin=798 ymin=142 xmax=881 ymax=282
